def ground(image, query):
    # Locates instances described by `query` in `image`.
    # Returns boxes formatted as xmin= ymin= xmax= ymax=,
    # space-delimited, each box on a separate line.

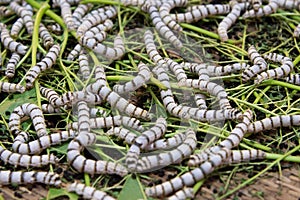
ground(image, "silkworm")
xmin=218 ymin=2 xmax=249 ymax=42
xmin=247 ymin=115 xmax=300 ymax=133
xmin=41 ymin=103 xmax=64 ymax=113
xmin=242 ymin=45 xmax=267 ymax=82
xmin=9 ymin=1 xmax=33 ymax=34
xmin=144 ymin=132 xmax=186 ymax=151
xmin=0 ymin=171 xmax=61 ymax=186
xmin=107 ymin=127 xmax=137 ymax=144
xmin=242 ymin=0 xmax=279 ymax=18
xmin=69 ymin=115 xmax=144 ymax=132
xmin=0 ymin=23 xmax=28 ymax=55
xmin=144 ymin=3 xmax=182 ymax=48
xmin=0 ymin=81 xmax=25 ymax=94
xmin=39 ymin=23 xmax=54 ymax=49
xmin=8 ymin=103 xmax=47 ymax=137
xmin=294 ymin=23 xmax=300 ymax=37
xmin=226 ymin=149 xmax=266 ymax=164
xmin=5 ymin=53 xmax=20 ymax=78
xmin=67 ymin=182 xmax=116 ymax=200
xmin=67 ymin=44 xmax=82 ymax=61
xmin=251 ymin=0 xmax=262 ymax=11
xmin=40 ymin=86 xmax=69 ymax=107
xmin=145 ymin=147 xmax=230 ymax=197
xmin=164 ymin=58 xmax=187 ymax=84
xmin=12 ymin=129 xmax=77 ymax=154
xmin=135 ymin=129 xmax=197 ymax=173
xmin=76 ymin=6 xmax=117 ymax=37
xmin=194 ymin=93 xmax=207 ymax=110
xmin=167 ymin=187 xmax=194 ymax=200
xmin=10 ymin=18 xmax=24 ymax=37
xmin=285 ymin=73 xmax=300 ymax=85
xmin=67 ymin=139 xmax=128 ymax=176
xmin=0 ymin=146 xmax=57 ymax=167
xmin=58 ymin=0 xmax=75 ymax=30
xmin=78 ymin=50 xmax=90 ymax=80
xmin=25 ymin=44 xmax=60 ymax=89
xmin=171 ymin=4 xmax=231 ymax=23
xmin=254 ymin=52 xmax=293 ymax=84
xmin=47 ymin=23 xmax=62 ymax=33
xmin=84 ymin=19 xmax=114 ymax=38
xmin=72 ymin=3 xmax=93 ymax=28
xmin=113 ymin=62 xmax=151 ymax=94
xmin=159 ymin=0 xmax=187 ymax=32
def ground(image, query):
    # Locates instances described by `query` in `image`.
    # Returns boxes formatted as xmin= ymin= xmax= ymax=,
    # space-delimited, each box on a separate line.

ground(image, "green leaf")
xmin=46 ymin=188 xmax=78 ymax=200
xmin=118 ymin=176 xmax=146 ymax=200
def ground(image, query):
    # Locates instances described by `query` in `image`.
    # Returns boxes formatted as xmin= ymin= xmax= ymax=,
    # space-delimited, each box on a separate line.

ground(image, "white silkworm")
xmin=107 ymin=127 xmax=137 ymax=144
xmin=69 ymin=115 xmax=144 ymax=132
xmin=167 ymin=187 xmax=194 ymax=200
xmin=47 ymin=23 xmax=62 ymax=33
xmin=8 ymin=103 xmax=47 ymax=137
xmin=285 ymin=73 xmax=300 ymax=85
xmin=72 ymin=3 xmax=93 ymax=28
xmin=218 ymin=2 xmax=249 ymax=42
xmin=135 ymin=129 xmax=197 ymax=173
xmin=39 ymin=23 xmax=54 ymax=49
xmin=242 ymin=45 xmax=267 ymax=82
xmin=194 ymin=93 xmax=207 ymax=110
xmin=67 ymin=139 xmax=128 ymax=176
xmin=242 ymin=0 xmax=279 ymax=18
xmin=248 ymin=115 xmax=300 ymax=133
xmin=67 ymin=44 xmax=82 ymax=61
xmin=144 ymin=132 xmax=186 ymax=151
xmin=171 ymin=4 xmax=231 ymax=23
xmin=41 ymin=103 xmax=64 ymax=113
xmin=251 ymin=0 xmax=262 ymax=11
xmin=25 ymin=44 xmax=60 ymax=89
xmin=113 ymin=62 xmax=151 ymax=94
xmin=164 ymin=58 xmax=187 ymax=84
xmin=12 ymin=129 xmax=76 ymax=154
xmin=9 ymin=1 xmax=33 ymax=34
xmin=145 ymin=147 xmax=230 ymax=197
xmin=0 ymin=171 xmax=61 ymax=186
xmin=0 ymin=23 xmax=28 ymax=55
xmin=0 ymin=81 xmax=24 ymax=93
xmin=58 ymin=0 xmax=75 ymax=30
xmin=84 ymin=19 xmax=113 ymax=38
xmin=254 ymin=52 xmax=294 ymax=84
xmin=0 ymin=146 xmax=57 ymax=167
xmin=78 ymin=50 xmax=90 ymax=80
xmin=10 ymin=18 xmax=24 ymax=37
xmin=5 ymin=52 xmax=20 ymax=78
xmin=67 ymin=182 xmax=116 ymax=200
xmin=226 ymin=149 xmax=266 ymax=164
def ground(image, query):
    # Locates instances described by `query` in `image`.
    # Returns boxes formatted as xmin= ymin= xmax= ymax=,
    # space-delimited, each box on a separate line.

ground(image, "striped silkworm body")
xmin=194 ymin=93 xmax=207 ymax=110
xmin=285 ymin=73 xmax=300 ymax=85
xmin=164 ymin=58 xmax=187 ymax=84
xmin=67 ymin=139 xmax=128 ymax=176
xmin=58 ymin=0 xmax=75 ymax=30
xmin=167 ymin=187 xmax=194 ymax=200
xmin=248 ymin=115 xmax=300 ymax=133
xmin=113 ymin=62 xmax=151 ymax=94
xmin=78 ymin=50 xmax=90 ymax=80
xmin=106 ymin=127 xmax=137 ymax=145
xmin=144 ymin=132 xmax=186 ymax=151
xmin=39 ymin=23 xmax=54 ymax=49
xmin=172 ymin=4 xmax=231 ymax=23
xmin=145 ymin=147 xmax=230 ymax=197
xmin=84 ymin=19 xmax=113 ymax=38
xmin=251 ymin=0 xmax=262 ymax=11
xmin=0 ymin=146 xmax=57 ymax=167
xmin=135 ymin=129 xmax=197 ymax=173
xmin=218 ymin=2 xmax=249 ymax=42
xmin=242 ymin=0 xmax=279 ymax=18
xmin=9 ymin=1 xmax=33 ymax=34
xmin=25 ymin=44 xmax=60 ymax=89
xmin=0 ymin=81 xmax=25 ymax=93
xmin=67 ymin=182 xmax=116 ymax=200
xmin=0 ymin=23 xmax=28 ymax=55
xmin=42 ymin=103 xmax=64 ymax=113
xmin=9 ymin=103 xmax=47 ymax=137
xmin=12 ymin=129 xmax=77 ymax=154
xmin=72 ymin=3 xmax=93 ymax=28
xmin=40 ymin=86 xmax=69 ymax=107
xmin=47 ymin=23 xmax=62 ymax=33
xmin=254 ymin=52 xmax=294 ymax=84
xmin=0 ymin=6 xmax=13 ymax=17
xmin=241 ymin=45 xmax=267 ymax=82
xmin=10 ymin=18 xmax=24 ymax=37
xmin=5 ymin=52 xmax=21 ymax=78
xmin=0 ymin=171 xmax=61 ymax=186
xmin=226 ymin=149 xmax=266 ymax=164
xmin=67 ymin=44 xmax=82 ymax=61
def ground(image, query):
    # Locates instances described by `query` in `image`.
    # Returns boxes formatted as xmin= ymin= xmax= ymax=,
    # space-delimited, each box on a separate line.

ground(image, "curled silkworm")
xmin=39 ymin=23 xmax=54 ymax=49
xmin=10 ymin=18 xmax=24 ymax=37
xmin=285 ymin=73 xmax=300 ymax=85
xmin=226 ymin=149 xmax=266 ymax=164
xmin=9 ymin=1 xmax=33 ymax=34
xmin=5 ymin=52 xmax=20 ymax=78
xmin=242 ymin=0 xmax=279 ymax=18
xmin=0 ymin=146 xmax=57 ymax=167
xmin=69 ymin=115 xmax=144 ymax=132
xmin=107 ymin=127 xmax=137 ymax=144
xmin=255 ymin=52 xmax=294 ymax=84
xmin=25 ymin=44 xmax=60 ymax=89
xmin=67 ymin=182 xmax=116 ymax=200
xmin=12 ymin=129 xmax=77 ymax=154
xmin=172 ymin=4 xmax=231 ymax=23
xmin=84 ymin=19 xmax=113 ymax=38
xmin=40 ymin=86 xmax=68 ymax=107
xmin=145 ymin=147 xmax=230 ymax=197
xmin=135 ymin=129 xmax=197 ymax=172
xmin=194 ymin=93 xmax=207 ymax=110
xmin=167 ymin=187 xmax=194 ymax=200
xmin=0 ymin=171 xmax=61 ymax=186
xmin=78 ymin=50 xmax=90 ymax=80
xmin=58 ymin=0 xmax=75 ymax=30
xmin=242 ymin=45 xmax=267 ymax=82
xmin=0 ymin=23 xmax=28 ymax=55
xmin=9 ymin=103 xmax=47 ymax=137
xmin=67 ymin=44 xmax=82 ymax=61
xmin=218 ymin=2 xmax=249 ymax=42
xmin=164 ymin=58 xmax=187 ymax=84
xmin=67 ymin=139 xmax=128 ymax=176
xmin=113 ymin=62 xmax=151 ymax=94
xmin=144 ymin=132 xmax=186 ymax=151
xmin=248 ymin=115 xmax=300 ymax=133
xmin=0 ymin=81 xmax=24 ymax=93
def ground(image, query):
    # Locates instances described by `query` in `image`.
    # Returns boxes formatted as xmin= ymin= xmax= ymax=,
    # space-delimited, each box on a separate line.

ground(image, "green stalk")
xmin=261 ymin=80 xmax=300 ymax=91
xmin=80 ymin=0 xmax=121 ymax=5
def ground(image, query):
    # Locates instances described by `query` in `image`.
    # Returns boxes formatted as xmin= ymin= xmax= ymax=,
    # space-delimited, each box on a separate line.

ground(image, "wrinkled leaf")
xmin=118 ymin=176 xmax=146 ymax=200
xmin=47 ymin=188 xmax=78 ymax=200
